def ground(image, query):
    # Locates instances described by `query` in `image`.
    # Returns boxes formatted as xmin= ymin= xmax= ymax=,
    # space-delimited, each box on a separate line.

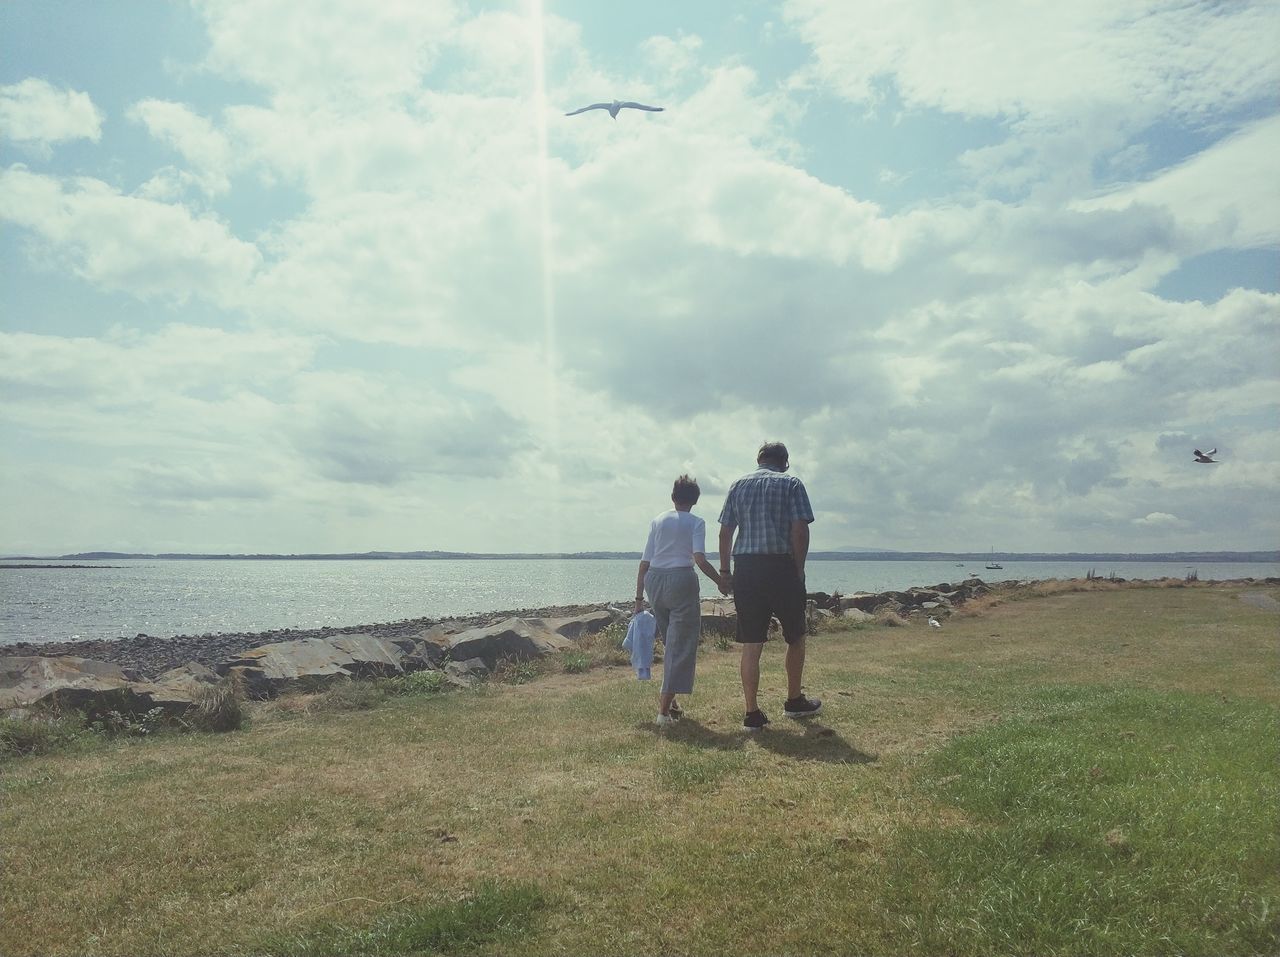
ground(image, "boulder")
xmin=134 ymin=661 xmax=224 ymax=712
xmin=446 ymin=618 xmax=573 ymax=669
xmin=155 ymin=661 xmax=219 ymax=684
xmin=325 ymin=633 xmax=407 ymax=678
xmin=905 ymin=589 xmax=942 ymax=606
xmin=444 ymin=657 xmax=490 ymax=686
xmin=841 ymin=608 xmax=875 ymax=622
xmin=525 ymin=610 xmax=615 ymax=641
xmin=699 ymin=599 xmax=738 ymax=636
xmin=0 ymin=655 xmax=136 ymax=710
xmin=399 ymin=640 xmax=446 ymax=672
xmin=216 ymin=633 xmax=408 ymax=697
xmin=840 ymin=593 xmax=891 ymax=612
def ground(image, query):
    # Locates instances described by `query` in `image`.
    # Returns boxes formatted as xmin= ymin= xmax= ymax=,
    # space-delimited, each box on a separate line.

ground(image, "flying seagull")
xmin=1193 ymin=448 xmax=1219 ymax=463
xmin=565 ymin=100 xmax=664 ymax=119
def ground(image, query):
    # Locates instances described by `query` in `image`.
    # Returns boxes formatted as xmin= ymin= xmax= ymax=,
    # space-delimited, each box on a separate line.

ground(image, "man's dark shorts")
xmin=732 ymin=555 xmax=806 ymax=644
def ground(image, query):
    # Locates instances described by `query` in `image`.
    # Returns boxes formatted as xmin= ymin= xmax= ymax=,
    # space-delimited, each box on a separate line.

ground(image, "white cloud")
xmin=783 ymin=0 xmax=1277 ymax=123
xmin=1078 ymin=115 xmax=1280 ymax=253
xmin=286 ymin=371 xmax=533 ymax=485
xmin=0 ymin=166 xmax=260 ymax=304
xmin=784 ymin=1 xmax=1279 ymax=202
xmin=0 ymin=78 xmax=102 ymax=146
xmin=1133 ymin=512 xmax=1185 ymax=528
xmin=0 ymin=326 xmax=316 ymax=431
xmin=1 ymin=2 xmax=1277 ymax=555
xmin=641 ymin=33 xmax=704 ymax=81
xmin=129 ymin=99 xmax=233 ymax=196
xmin=193 ymin=0 xmax=460 ymax=103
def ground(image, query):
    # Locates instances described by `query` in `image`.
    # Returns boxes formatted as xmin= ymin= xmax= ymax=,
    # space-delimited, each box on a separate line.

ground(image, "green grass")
xmin=885 ymin=685 xmax=1280 ymax=955
xmin=2 ymin=583 xmax=1277 ymax=956
xmin=265 ymin=881 xmax=548 ymax=956
xmin=0 ymin=712 xmax=97 ymax=758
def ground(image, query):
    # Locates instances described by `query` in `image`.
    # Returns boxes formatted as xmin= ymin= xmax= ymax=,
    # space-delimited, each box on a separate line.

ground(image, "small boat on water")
xmin=985 ymin=547 xmax=1003 ymax=571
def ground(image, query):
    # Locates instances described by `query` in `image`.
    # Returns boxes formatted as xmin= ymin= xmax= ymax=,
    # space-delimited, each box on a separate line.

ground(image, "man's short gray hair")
xmin=757 ymin=442 xmax=789 ymax=468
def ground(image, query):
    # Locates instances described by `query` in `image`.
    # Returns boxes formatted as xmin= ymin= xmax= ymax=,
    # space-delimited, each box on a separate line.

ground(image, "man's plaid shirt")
xmin=717 ymin=466 xmax=814 ymax=556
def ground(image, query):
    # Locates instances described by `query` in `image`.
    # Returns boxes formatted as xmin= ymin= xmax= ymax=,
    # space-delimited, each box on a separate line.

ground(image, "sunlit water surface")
xmin=1 ymin=559 xmax=1275 ymax=645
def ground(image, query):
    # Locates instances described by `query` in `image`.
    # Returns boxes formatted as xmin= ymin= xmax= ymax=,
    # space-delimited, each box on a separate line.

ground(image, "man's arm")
xmin=790 ymin=520 xmax=809 ymax=576
xmin=718 ymin=524 xmax=735 ymax=594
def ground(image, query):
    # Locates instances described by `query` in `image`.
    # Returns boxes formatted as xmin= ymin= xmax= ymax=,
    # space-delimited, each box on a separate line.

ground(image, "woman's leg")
xmin=660 ymin=569 xmax=701 ymax=699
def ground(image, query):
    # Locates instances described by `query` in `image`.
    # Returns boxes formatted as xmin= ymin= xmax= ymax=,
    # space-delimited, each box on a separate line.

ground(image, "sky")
xmin=1 ymin=0 xmax=1277 ymax=556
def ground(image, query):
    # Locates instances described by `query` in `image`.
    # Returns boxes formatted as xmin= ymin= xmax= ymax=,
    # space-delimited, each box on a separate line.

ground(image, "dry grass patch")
xmin=3 ymin=583 xmax=1277 ymax=956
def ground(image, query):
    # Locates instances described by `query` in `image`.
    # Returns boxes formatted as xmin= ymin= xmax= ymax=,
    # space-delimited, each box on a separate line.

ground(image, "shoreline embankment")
xmin=5 ymin=575 xmax=1277 ymax=680
xmin=1 ymin=600 xmax=632 ymax=679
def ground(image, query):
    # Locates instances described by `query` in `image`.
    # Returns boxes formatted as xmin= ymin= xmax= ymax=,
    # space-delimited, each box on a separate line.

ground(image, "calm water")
xmin=1 ymin=558 xmax=1276 ymax=646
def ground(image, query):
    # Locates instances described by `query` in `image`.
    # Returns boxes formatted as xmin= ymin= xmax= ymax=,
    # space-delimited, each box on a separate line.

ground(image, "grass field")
xmin=2 ymin=582 xmax=1278 ymax=956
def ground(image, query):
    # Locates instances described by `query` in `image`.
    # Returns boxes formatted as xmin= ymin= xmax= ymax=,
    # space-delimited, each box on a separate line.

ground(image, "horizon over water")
xmin=1 ymin=557 xmax=1277 ymax=646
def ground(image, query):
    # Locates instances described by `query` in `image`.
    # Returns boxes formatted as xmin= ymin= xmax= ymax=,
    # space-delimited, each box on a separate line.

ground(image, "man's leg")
xmin=740 ymin=642 xmax=765 ymax=712
xmin=784 ymin=635 xmax=805 ymax=699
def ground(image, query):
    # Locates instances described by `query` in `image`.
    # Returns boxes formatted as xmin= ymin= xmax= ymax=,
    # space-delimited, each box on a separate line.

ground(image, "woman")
xmin=634 ymin=475 xmax=727 ymax=726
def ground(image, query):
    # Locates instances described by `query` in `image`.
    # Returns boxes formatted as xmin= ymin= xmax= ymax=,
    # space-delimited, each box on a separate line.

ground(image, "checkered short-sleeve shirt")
xmin=717 ymin=466 xmax=814 ymax=556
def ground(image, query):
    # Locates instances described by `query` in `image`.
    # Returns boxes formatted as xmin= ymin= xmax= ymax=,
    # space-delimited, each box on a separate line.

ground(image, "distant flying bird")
xmin=565 ymin=100 xmax=664 ymax=119
xmin=928 ymin=616 xmax=942 ymax=629
xmin=1193 ymin=448 xmax=1219 ymax=463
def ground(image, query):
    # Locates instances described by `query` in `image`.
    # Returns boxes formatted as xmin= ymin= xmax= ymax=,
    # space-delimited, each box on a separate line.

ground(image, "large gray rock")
xmin=524 ymin=610 xmax=616 ymax=640
xmin=841 ymin=608 xmax=875 ymax=622
xmin=155 ymin=661 xmax=219 ymax=685
xmin=0 ymin=655 xmax=135 ymax=710
xmin=134 ymin=661 xmax=223 ymax=711
xmin=216 ymin=633 xmax=408 ymax=697
xmin=904 ymin=589 xmax=942 ymax=606
xmin=840 ymin=593 xmax=892 ymax=612
xmin=446 ymin=618 xmax=574 ymax=668
xmin=699 ymin=599 xmax=738 ymax=636
xmin=445 ymin=657 xmax=490 ymax=681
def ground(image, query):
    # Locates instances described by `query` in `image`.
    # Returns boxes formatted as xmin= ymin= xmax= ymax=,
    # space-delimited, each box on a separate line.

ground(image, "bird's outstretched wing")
xmin=618 ymin=102 xmax=663 ymax=112
xmin=1205 ymin=448 xmax=1217 ymax=456
xmin=564 ymin=103 xmax=611 ymax=116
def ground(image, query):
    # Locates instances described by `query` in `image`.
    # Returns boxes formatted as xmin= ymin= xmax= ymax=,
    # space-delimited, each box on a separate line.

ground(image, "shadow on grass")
xmin=640 ymin=718 xmax=877 ymax=764
xmin=264 ymin=881 xmax=548 ymax=956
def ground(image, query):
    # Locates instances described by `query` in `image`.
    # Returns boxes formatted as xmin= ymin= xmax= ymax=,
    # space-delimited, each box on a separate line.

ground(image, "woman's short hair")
xmin=672 ymin=474 xmax=700 ymax=506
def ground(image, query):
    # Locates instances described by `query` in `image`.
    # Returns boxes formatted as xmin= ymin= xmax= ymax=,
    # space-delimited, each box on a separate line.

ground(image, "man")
xmin=718 ymin=441 xmax=821 ymax=731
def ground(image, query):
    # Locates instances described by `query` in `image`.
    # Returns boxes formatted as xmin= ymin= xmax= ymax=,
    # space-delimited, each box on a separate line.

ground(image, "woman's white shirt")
xmin=641 ymin=509 xmax=706 ymax=568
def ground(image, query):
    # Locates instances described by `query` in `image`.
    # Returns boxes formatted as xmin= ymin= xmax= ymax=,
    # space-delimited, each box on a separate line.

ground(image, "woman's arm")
xmin=693 ymin=552 xmax=723 ymax=593
xmin=634 ymin=560 xmax=650 ymax=614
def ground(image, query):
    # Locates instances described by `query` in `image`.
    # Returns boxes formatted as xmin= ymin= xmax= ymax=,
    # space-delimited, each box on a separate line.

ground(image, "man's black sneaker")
xmin=743 ymin=709 xmax=770 ymax=731
xmin=783 ymin=696 xmax=823 ymax=718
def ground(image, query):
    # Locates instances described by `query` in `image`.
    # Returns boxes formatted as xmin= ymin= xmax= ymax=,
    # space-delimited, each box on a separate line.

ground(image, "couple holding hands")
xmin=632 ymin=442 xmax=822 ymax=731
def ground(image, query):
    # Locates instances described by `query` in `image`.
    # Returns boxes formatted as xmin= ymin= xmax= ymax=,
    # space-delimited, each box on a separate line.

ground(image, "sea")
xmin=1 ymin=558 xmax=1276 ymax=647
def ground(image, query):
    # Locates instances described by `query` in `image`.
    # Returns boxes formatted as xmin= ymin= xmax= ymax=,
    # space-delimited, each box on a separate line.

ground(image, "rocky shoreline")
xmin=6 ymin=575 xmax=1275 ymax=699
xmin=2 ymin=600 xmax=632 ymax=680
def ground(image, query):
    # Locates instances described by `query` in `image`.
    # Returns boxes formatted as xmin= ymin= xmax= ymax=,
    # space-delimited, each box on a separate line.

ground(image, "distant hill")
xmin=809 ymin=550 xmax=1280 ymax=563
xmin=2 ymin=549 xmax=1275 ymax=563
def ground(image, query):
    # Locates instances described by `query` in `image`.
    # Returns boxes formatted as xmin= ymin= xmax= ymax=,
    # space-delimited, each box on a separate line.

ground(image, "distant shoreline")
xmin=3 ymin=550 xmax=1278 ymax=563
